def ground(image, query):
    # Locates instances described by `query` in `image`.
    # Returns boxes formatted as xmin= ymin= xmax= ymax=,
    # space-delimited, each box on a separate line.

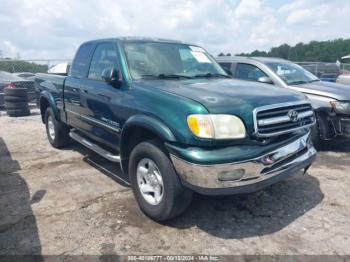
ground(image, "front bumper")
xmin=326 ymin=114 xmax=350 ymax=137
xmin=338 ymin=117 xmax=350 ymax=135
xmin=170 ymin=132 xmax=316 ymax=195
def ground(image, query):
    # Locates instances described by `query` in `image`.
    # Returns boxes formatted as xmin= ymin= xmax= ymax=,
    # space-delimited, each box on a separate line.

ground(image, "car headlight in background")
xmin=330 ymin=101 xmax=350 ymax=114
xmin=187 ymin=114 xmax=246 ymax=139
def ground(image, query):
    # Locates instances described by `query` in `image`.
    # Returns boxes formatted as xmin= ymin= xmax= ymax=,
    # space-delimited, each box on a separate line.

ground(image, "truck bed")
xmin=35 ymin=73 xmax=67 ymax=107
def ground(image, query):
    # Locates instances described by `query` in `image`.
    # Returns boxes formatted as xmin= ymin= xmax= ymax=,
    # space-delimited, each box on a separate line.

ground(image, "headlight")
xmin=187 ymin=114 xmax=246 ymax=139
xmin=330 ymin=101 xmax=350 ymax=114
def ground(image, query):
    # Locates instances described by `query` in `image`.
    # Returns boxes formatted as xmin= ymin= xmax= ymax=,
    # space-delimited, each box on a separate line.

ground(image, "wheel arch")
xmin=39 ymin=91 xmax=60 ymax=123
xmin=314 ymin=108 xmax=336 ymax=139
xmin=120 ymin=115 xmax=176 ymax=174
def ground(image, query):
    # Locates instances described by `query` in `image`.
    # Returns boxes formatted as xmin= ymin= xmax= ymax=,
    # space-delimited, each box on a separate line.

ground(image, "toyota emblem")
xmin=288 ymin=110 xmax=299 ymax=122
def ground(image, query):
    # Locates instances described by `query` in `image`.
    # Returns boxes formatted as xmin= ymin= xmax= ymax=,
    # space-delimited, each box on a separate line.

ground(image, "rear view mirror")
xmin=258 ymin=76 xmax=274 ymax=84
xmin=101 ymin=67 xmax=122 ymax=86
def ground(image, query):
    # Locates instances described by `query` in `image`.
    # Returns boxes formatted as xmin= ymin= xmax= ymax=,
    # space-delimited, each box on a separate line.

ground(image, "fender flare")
xmin=39 ymin=90 xmax=60 ymax=121
xmin=119 ymin=115 xmax=177 ymax=175
xmin=120 ymin=114 xmax=176 ymax=157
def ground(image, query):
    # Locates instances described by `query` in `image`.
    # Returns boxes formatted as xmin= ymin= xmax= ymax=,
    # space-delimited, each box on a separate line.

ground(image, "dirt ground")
xmin=0 ymin=108 xmax=350 ymax=256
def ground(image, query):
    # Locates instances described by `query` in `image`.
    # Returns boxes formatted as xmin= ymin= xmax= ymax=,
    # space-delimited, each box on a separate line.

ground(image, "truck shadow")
xmin=0 ymin=137 xmax=43 ymax=259
xmin=167 ymin=172 xmax=323 ymax=239
xmin=62 ymin=142 xmax=130 ymax=187
xmin=65 ymin=141 xmax=325 ymax=239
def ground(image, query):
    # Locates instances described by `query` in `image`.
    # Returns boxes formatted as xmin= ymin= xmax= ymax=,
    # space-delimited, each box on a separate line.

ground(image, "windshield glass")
xmin=123 ymin=42 xmax=227 ymax=80
xmin=265 ymin=62 xmax=319 ymax=85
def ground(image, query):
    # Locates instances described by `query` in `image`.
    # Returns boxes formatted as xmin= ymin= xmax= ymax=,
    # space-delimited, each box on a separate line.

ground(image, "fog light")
xmin=261 ymin=155 xmax=275 ymax=165
xmin=218 ymin=169 xmax=245 ymax=182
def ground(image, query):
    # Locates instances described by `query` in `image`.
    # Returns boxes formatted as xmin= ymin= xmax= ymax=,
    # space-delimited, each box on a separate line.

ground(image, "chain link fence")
xmin=296 ymin=62 xmax=350 ymax=82
xmin=1 ymin=58 xmax=350 ymax=82
xmin=0 ymin=59 xmax=71 ymax=74
xmin=0 ymin=59 xmax=71 ymax=108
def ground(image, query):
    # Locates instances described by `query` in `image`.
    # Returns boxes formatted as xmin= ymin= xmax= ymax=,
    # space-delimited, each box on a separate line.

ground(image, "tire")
xmin=5 ymin=101 xmax=29 ymax=110
xmin=4 ymin=88 xmax=28 ymax=97
xmin=45 ymin=107 xmax=70 ymax=148
xmin=7 ymin=108 xmax=30 ymax=117
xmin=4 ymin=95 xmax=28 ymax=102
xmin=129 ymin=139 xmax=193 ymax=221
xmin=311 ymin=123 xmax=320 ymax=148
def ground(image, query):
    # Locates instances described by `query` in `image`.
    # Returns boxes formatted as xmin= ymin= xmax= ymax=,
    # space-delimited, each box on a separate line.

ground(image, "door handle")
xmin=82 ymin=89 xmax=88 ymax=94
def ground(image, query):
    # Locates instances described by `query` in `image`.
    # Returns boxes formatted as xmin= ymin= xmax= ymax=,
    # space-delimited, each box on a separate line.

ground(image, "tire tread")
xmin=129 ymin=139 xmax=192 ymax=221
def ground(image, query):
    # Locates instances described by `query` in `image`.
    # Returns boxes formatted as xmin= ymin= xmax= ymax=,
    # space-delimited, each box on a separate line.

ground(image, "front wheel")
xmin=311 ymin=123 xmax=320 ymax=148
xmin=129 ymin=139 xmax=193 ymax=221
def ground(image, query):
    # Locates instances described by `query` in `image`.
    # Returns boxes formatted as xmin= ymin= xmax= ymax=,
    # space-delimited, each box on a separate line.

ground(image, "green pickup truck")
xmin=35 ymin=37 xmax=317 ymax=221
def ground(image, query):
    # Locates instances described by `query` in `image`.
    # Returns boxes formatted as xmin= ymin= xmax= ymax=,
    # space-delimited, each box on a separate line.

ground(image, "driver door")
xmin=78 ymin=42 xmax=124 ymax=149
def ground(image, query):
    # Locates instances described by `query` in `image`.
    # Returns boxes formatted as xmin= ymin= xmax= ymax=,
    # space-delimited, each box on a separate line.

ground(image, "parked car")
xmin=36 ymin=38 xmax=316 ymax=221
xmin=13 ymin=72 xmax=36 ymax=80
xmin=336 ymin=56 xmax=350 ymax=85
xmin=299 ymin=63 xmax=340 ymax=82
xmin=337 ymin=74 xmax=350 ymax=85
xmin=0 ymin=71 xmax=35 ymax=107
xmin=216 ymin=56 xmax=350 ymax=145
xmin=47 ymin=63 xmax=70 ymax=75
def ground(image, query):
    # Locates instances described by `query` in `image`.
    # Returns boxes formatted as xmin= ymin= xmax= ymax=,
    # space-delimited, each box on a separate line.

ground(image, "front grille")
xmin=254 ymin=101 xmax=315 ymax=137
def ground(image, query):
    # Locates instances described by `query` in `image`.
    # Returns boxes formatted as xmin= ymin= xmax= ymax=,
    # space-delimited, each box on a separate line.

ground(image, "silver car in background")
xmin=337 ymin=74 xmax=350 ymax=85
xmin=217 ymin=56 xmax=350 ymax=145
xmin=336 ymin=55 xmax=350 ymax=85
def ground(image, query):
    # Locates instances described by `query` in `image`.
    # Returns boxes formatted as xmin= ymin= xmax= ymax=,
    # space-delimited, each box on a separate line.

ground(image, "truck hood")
xmin=133 ymin=78 xmax=306 ymax=131
xmin=289 ymin=81 xmax=350 ymax=101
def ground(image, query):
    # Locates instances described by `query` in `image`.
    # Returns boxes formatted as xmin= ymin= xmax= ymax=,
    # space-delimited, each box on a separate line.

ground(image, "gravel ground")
xmin=0 ymin=108 xmax=350 ymax=257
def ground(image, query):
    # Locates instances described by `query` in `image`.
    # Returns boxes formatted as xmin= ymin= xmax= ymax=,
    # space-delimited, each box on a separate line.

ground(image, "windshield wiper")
xmin=139 ymin=74 xmax=193 ymax=79
xmin=288 ymin=80 xmax=308 ymax=85
xmin=158 ymin=74 xmax=193 ymax=79
xmin=308 ymin=79 xmax=320 ymax=83
xmin=194 ymin=73 xmax=231 ymax=79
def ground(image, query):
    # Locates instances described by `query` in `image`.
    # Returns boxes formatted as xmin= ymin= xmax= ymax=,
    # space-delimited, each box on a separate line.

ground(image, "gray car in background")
xmin=337 ymin=74 xmax=350 ymax=85
xmin=336 ymin=56 xmax=350 ymax=85
xmin=0 ymin=71 xmax=36 ymax=107
xmin=217 ymin=56 xmax=350 ymax=145
xmin=13 ymin=72 xmax=36 ymax=80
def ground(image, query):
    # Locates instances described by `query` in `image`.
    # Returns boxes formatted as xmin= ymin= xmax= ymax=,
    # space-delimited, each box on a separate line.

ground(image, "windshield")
xmin=123 ymin=42 xmax=227 ymax=80
xmin=265 ymin=62 xmax=319 ymax=85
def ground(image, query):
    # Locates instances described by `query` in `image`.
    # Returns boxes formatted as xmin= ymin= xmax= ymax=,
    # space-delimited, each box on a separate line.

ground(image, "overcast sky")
xmin=0 ymin=0 xmax=349 ymax=59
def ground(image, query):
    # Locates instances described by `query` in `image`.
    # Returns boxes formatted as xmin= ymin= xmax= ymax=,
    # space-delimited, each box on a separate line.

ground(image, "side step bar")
xmin=69 ymin=131 xmax=121 ymax=162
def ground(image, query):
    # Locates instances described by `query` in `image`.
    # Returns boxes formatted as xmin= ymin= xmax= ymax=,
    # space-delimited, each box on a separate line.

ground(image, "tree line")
xmin=218 ymin=38 xmax=350 ymax=62
xmin=0 ymin=59 xmax=48 ymax=73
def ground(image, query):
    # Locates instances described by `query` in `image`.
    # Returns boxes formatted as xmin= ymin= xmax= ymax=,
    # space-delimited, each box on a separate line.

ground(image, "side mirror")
xmin=257 ymin=76 xmax=274 ymax=84
xmin=101 ymin=67 xmax=122 ymax=86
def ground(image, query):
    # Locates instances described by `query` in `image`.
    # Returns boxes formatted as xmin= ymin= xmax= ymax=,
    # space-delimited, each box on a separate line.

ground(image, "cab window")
xmin=235 ymin=63 xmax=267 ymax=81
xmin=70 ymin=43 xmax=95 ymax=78
xmin=88 ymin=43 xmax=119 ymax=80
xmin=218 ymin=62 xmax=232 ymax=72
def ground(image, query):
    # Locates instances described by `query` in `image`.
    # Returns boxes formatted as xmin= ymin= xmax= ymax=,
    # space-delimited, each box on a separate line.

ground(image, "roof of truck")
xmin=83 ymin=37 xmax=195 ymax=46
